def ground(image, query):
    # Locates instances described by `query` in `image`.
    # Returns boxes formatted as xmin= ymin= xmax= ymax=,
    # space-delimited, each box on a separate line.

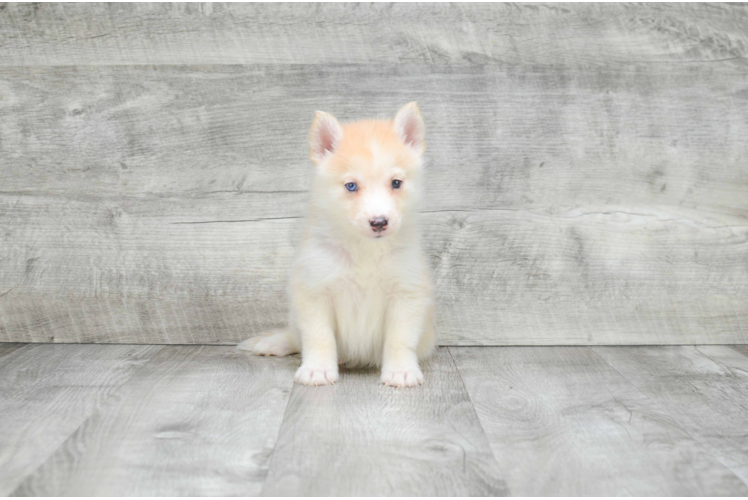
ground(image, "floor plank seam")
xmin=727 ymin=345 xmax=748 ymax=359
xmin=698 ymin=345 xmax=748 ymax=376
xmin=445 ymin=346 xmax=508 ymax=493
xmin=589 ymin=346 xmax=748 ymax=490
xmin=0 ymin=343 xmax=32 ymax=361
xmin=257 ymin=353 xmax=302 ymax=497
xmin=8 ymin=345 xmax=167 ymax=496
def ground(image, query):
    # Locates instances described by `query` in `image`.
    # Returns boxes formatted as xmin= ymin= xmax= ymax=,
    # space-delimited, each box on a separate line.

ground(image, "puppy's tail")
xmin=237 ymin=328 xmax=300 ymax=357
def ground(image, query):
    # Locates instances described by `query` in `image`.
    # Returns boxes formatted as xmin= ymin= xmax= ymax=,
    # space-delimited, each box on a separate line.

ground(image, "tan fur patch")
xmin=327 ymin=120 xmax=416 ymax=176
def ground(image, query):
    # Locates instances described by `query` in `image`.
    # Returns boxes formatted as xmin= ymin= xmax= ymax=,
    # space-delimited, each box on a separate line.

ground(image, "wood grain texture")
xmin=0 ymin=342 xmax=28 ymax=359
xmin=593 ymin=345 xmax=748 ymax=485
xmin=730 ymin=345 xmax=748 ymax=357
xmin=449 ymin=346 xmax=748 ymax=496
xmin=12 ymin=346 xmax=298 ymax=496
xmin=0 ymin=3 xmax=746 ymax=66
xmin=1 ymin=62 xmax=747 ymax=345
xmin=0 ymin=343 xmax=159 ymax=495
xmin=261 ymin=348 xmax=508 ymax=496
xmin=4 ymin=344 xmax=748 ymax=495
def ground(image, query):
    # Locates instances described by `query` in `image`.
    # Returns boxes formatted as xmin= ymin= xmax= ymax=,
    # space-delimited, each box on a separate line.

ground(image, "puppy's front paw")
xmin=295 ymin=364 xmax=339 ymax=386
xmin=381 ymin=365 xmax=423 ymax=388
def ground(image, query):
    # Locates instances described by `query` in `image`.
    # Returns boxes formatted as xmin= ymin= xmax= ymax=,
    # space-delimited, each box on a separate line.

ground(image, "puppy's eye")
xmin=345 ymin=182 xmax=358 ymax=192
xmin=391 ymin=179 xmax=402 ymax=189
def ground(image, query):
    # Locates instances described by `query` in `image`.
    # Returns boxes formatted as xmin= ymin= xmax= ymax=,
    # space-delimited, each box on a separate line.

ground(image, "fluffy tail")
xmin=237 ymin=328 xmax=300 ymax=357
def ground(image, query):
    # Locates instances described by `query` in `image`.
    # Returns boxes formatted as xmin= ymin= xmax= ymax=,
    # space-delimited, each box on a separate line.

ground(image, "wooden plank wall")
xmin=1 ymin=3 xmax=747 ymax=345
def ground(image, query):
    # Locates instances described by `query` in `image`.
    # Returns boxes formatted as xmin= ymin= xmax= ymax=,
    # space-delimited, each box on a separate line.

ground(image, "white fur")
xmin=239 ymin=103 xmax=436 ymax=387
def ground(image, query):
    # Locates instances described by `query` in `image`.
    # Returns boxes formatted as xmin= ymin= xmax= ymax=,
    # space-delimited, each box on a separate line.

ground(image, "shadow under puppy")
xmin=239 ymin=103 xmax=435 ymax=387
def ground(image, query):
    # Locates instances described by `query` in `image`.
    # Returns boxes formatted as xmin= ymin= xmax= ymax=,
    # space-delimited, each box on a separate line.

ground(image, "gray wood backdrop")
xmin=1 ymin=3 xmax=747 ymax=345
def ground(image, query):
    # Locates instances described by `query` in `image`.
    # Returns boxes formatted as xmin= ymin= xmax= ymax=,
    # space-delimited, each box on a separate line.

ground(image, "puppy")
xmin=239 ymin=102 xmax=435 ymax=387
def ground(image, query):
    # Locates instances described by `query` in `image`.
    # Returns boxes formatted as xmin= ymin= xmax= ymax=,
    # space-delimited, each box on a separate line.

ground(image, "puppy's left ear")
xmin=309 ymin=111 xmax=343 ymax=165
xmin=394 ymin=102 xmax=425 ymax=156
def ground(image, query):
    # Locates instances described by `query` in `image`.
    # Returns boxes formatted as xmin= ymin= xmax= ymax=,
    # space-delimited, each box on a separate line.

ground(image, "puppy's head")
xmin=308 ymin=102 xmax=425 ymax=240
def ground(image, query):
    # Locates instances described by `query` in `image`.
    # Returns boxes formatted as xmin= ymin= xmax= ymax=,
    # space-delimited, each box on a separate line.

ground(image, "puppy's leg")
xmin=292 ymin=289 xmax=339 ymax=386
xmin=381 ymin=295 xmax=431 ymax=388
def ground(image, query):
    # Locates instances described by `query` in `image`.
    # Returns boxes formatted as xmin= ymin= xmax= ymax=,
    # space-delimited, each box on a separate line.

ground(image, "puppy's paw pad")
xmin=381 ymin=367 xmax=423 ymax=388
xmin=295 ymin=365 xmax=339 ymax=386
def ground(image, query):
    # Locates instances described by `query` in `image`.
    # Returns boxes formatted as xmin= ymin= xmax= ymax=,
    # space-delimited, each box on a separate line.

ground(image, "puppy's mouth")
xmin=368 ymin=231 xmax=390 ymax=240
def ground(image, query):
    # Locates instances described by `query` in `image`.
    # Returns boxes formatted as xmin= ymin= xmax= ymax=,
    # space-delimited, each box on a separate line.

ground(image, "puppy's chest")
xmin=327 ymin=264 xmax=392 ymax=365
xmin=327 ymin=261 xmax=395 ymax=304
xmin=327 ymin=257 xmax=396 ymax=325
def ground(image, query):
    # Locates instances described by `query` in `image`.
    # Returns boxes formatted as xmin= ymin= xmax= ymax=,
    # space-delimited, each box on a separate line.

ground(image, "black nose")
xmin=370 ymin=217 xmax=388 ymax=232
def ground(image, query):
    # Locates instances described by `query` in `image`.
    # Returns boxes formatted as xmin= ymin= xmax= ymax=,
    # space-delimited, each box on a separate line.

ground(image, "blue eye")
xmin=391 ymin=179 xmax=402 ymax=189
xmin=345 ymin=182 xmax=357 ymax=192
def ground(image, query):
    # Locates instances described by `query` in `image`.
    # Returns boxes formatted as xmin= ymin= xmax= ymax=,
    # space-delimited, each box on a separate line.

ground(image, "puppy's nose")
xmin=369 ymin=217 xmax=388 ymax=232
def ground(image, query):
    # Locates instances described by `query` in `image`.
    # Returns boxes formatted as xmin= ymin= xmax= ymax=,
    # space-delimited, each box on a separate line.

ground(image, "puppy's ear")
xmin=394 ymin=102 xmax=425 ymax=156
xmin=309 ymin=111 xmax=343 ymax=164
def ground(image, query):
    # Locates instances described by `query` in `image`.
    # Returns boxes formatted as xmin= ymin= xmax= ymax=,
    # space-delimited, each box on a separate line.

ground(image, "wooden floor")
xmin=1 ymin=344 xmax=748 ymax=496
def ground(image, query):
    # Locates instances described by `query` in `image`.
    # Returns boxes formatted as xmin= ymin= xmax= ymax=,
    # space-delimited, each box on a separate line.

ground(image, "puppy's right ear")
xmin=309 ymin=111 xmax=343 ymax=164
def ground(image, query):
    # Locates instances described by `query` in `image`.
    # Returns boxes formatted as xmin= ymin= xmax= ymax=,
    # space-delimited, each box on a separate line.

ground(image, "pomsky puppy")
xmin=238 ymin=102 xmax=435 ymax=387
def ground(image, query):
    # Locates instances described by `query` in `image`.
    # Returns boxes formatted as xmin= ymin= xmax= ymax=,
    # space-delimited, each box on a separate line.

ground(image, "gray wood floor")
xmin=2 ymin=344 xmax=748 ymax=496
